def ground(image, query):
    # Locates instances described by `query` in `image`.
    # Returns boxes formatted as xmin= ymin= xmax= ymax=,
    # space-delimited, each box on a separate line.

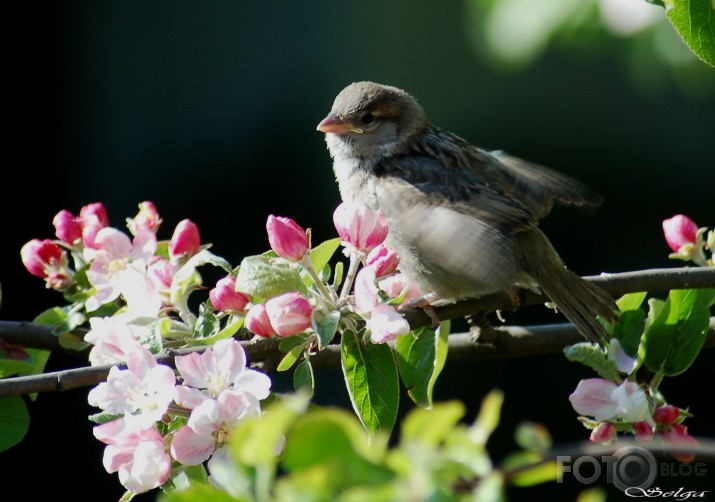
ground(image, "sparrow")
xmin=316 ymin=81 xmax=618 ymax=345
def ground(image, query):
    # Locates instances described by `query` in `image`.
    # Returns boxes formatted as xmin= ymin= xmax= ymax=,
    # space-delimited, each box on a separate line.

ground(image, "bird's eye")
xmin=360 ymin=113 xmax=375 ymax=125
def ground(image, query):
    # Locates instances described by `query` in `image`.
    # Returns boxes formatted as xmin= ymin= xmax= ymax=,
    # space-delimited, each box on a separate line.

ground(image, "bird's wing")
xmin=486 ymin=151 xmax=604 ymax=219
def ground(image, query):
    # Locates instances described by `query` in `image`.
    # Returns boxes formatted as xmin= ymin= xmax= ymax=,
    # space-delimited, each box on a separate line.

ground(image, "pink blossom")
xmin=368 ymin=303 xmax=410 ymax=344
xmin=589 ymin=422 xmax=616 ymax=443
xmin=147 ymin=257 xmax=178 ymax=299
xmin=84 ymin=316 xmax=149 ymax=366
xmin=127 ymin=201 xmax=162 ymax=235
xmin=378 ymin=273 xmax=422 ymax=305
xmin=80 ymin=202 xmax=110 ymax=227
xmin=245 ymin=304 xmax=277 ymax=338
xmin=654 ymin=404 xmax=680 ymax=425
xmin=333 ymin=202 xmax=388 ymax=252
xmin=87 ymin=343 xmax=176 ymax=430
xmin=93 ymin=419 xmax=171 ymax=493
xmin=209 ymin=276 xmax=250 ymax=314
xmin=266 ymin=215 xmax=308 ymax=261
xmin=354 ymin=266 xmax=380 ymax=315
xmin=53 ymin=210 xmax=83 ymax=244
xmin=169 ymin=219 xmax=200 ymax=261
xmin=173 ymin=338 xmax=271 ymax=410
xmin=569 ymin=379 xmax=649 ymax=423
xmin=170 ymin=392 xmax=260 ymax=465
xmin=265 ymin=292 xmax=313 ymax=336
xmin=366 ymin=244 xmax=399 ymax=277
xmin=662 ymin=214 xmax=698 ymax=253
xmin=607 ymin=338 xmax=638 ymax=375
xmin=661 ymin=423 xmax=698 ymax=463
xmin=85 ymin=227 xmax=160 ymax=313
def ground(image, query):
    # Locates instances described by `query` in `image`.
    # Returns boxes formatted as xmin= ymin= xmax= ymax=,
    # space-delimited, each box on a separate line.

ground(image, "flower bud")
xmin=634 ymin=421 xmax=654 ymax=442
xmin=53 ymin=210 xmax=83 ymax=244
xmin=366 ymin=244 xmax=399 ymax=277
xmin=662 ymin=215 xmax=698 ymax=253
xmin=80 ymin=202 xmax=109 ymax=228
xmin=662 ymin=423 xmax=698 ymax=463
xmin=368 ymin=304 xmax=410 ymax=344
xmin=209 ymin=276 xmax=250 ymax=314
xmin=20 ymin=239 xmax=63 ymax=278
xmin=169 ymin=219 xmax=201 ymax=260
xmin=127 ymin=201 xmax=162 ymax=235
xmin=333 ymin=202 xmax=388 ymax=252
xmin=589 ymin=422 xmax=616 ymax=443
xmin=245 ymin=304 xmax=276 ymax=338
xmin=266 ymin=215 xmax=308 ymax=261
xmin=378 ymin=273 xmax=422 ymax=305
xmin=654 ymin=404 xmax=680 ymax=425
xmin=265 ymin=292 xmax=313 ymax=336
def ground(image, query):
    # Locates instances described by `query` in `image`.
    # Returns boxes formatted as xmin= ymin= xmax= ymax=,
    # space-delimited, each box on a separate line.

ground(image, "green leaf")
xmin=664 ymin=0 xmax=715 ymax=67
xmin=168 ymin=464 xmax=209 ymax=492
xmin=235 ymin=255 xmax=307 ymax=300
xmin=470 ymin=389 xmax=504 ymax=446
xmin=395 ymin=321 xmax=450 ymax=408
xmin=189 ymin=316 xmax=244 ymax=346
xmin=400 ymin=401 xmax=465 ymax=447
xmin=700 ymin=288 xmax=715 ymax=307
xmin=193 ymin=312 xmax=220 ymax=339
xmin=158 ymin=483 xmax=242 ymax=502
xmin=280 ymin=408 xmax=393 ymax=493
xmin=612 ymin=309 xmax=647 ymax=358
xmin=58 ymin=331 xmax=91 ymax=351
xmin=564 ymin=343 xmax=620 ymax=382
xmin=502 ymin=452 xmax=557 ymax=486
xmin=616 ymin=292 xmax=648 ymax=312
xmin=341 ymin=329 xmax=399 ymax=434
xmin=230 ymin=392 xmax=309 ymax=466
xmin=642 ymin=289 xmax=710 ymax=376
xmin=514 ymin=421 xmax=552 ymax=451
xmin=311 ymin=310 xmax=340 ymax=349
xmin=294 ymin=359 xmax=314 ymax=394
xmin=309 ymin=238 xmax=342 ymax=277
xmin=32 ymin=306 xmax=68 ymax=327
xmin=277 ymin=344 xmax=304 ymax=372
xmin=0 ymin=396 xmax=30 ymax=452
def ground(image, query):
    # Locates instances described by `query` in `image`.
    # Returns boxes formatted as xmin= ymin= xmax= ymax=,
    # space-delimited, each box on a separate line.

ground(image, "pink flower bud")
xmin=20 ymin=239 xmax=64 ymax=278
xmin=265 ymin=292 xmax=313 ymax=336
xmin=266 ymin=215 xmax=308 ymax=261
xmin=354 ymin=266 xmax=380 ymax=315
xmin=128 ymin=201 xmax=162 ymax=235
xmin=589 ymin=422 xmax=616 ymax=443
xmin=53 ymin=210 xmax=83 ymax=244
xmin=662 ymin=215 xmax=698 ymax=253
xmin=369 ymin=304 xmax=410 ymax=344
xmin=378 ymin=273 xmax=422 ymax=304
xmin=80 ymin=202 xmax=109 ymax=228
xmin=654 ymin=404 xmax=680 ymax=425
xmin=245 ymin=304 xmax=276 ymax=338
xmin=209 ymin=276 xmax=250 ymax=314
xmin=634 ymin=421 xmax=654 ymax=442
xmin=333 ymin=202 xmax=388 ymax=252
xmin=366 ymin=244 xmax=399 ymax=277
xmin=169 ymin=219 xmax=200 ymax=260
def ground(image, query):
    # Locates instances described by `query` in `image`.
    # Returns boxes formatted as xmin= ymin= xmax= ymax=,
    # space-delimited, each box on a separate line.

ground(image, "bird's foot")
xmin=466 ymin=313 xmax=500 ymax=345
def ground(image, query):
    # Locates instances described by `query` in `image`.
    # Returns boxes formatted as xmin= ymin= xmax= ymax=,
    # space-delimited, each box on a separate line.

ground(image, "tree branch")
xmin=0 ymin=266 xmax=713 ymax=398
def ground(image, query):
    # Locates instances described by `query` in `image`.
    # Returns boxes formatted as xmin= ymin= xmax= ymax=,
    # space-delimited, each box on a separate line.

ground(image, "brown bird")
xmin=317 ymin=81 xmax=618 ymax=345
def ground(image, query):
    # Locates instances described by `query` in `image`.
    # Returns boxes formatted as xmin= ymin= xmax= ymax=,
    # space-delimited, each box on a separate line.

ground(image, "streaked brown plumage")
xmin=317 ymin=81 xmax=618 ymax=345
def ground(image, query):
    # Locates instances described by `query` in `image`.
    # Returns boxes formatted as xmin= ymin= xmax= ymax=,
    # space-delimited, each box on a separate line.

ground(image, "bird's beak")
xmin=316 ymin=113 xmax=364 ymax=135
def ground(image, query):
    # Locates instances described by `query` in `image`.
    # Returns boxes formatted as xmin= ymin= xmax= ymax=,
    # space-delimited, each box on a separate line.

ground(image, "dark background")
xmin=2 ymin=2 xmax=713 ymax=500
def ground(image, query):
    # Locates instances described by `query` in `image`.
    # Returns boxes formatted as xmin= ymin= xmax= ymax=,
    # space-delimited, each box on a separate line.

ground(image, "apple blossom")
xmin=569 ymin=378 xmax=650 ymax=424
xmin=354 ymin=266 xmax=380 ymax=315
xmin=266 ymin=215 xmax=309 ymax=262
xmin=209 ymin=276 xmax=250 ymax=314
xmin=20 ymin=239 xmax=64 ymax=278
xmin=662 ymin=423 xmax=699 ymax=463
xmin=265 ymin=292 xmax=313 ymax=336
xmin=333 ymin=202 xmax=388 ymax=252
xmin=654 ymin=404 xmax=681 ymax=425
xmin=607 ymin=338 xmax=638 ymax=375
xmin=173 ymin=338 xmax=271 ymax=410
xmin=171 ymin=391 xmax=261 ymax=466
xmin=147 ymin=257 xmax=178 ymax=299
xmin=84 ymin=316 xmax=150 ymax=366
xmin=127 ymin=201 xmax=162 ymax=235
xmin=85 ymin=227 xmax=159 ymax=313
xmin=169 ymin=219 xmax=201 ymax=261
xmin=93 ymin=419 xmax=171 ymax=493
xmin=80 ymin=202 xmax=110 ymax=228
xmin=366 ymin=243 xmax=399 ymax=277
xmin=87 ymin=343 xmax=176 ymax=430
xmin=53 ymin=209 xmax=83 ymax=244
xmin=634 ymin=421 xmax=654 ymax=441
xmin=368 ymin=303 xmax=410 ymax=344
xmin=245 ymin=303 xmax=277 ymax=338
xmin=378 ymin=273 xmax=422 ymax=305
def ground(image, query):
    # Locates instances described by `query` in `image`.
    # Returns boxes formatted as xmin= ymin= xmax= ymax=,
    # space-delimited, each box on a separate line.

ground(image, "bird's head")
xmin=317 ymin=81 xmax=427 ymax=160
